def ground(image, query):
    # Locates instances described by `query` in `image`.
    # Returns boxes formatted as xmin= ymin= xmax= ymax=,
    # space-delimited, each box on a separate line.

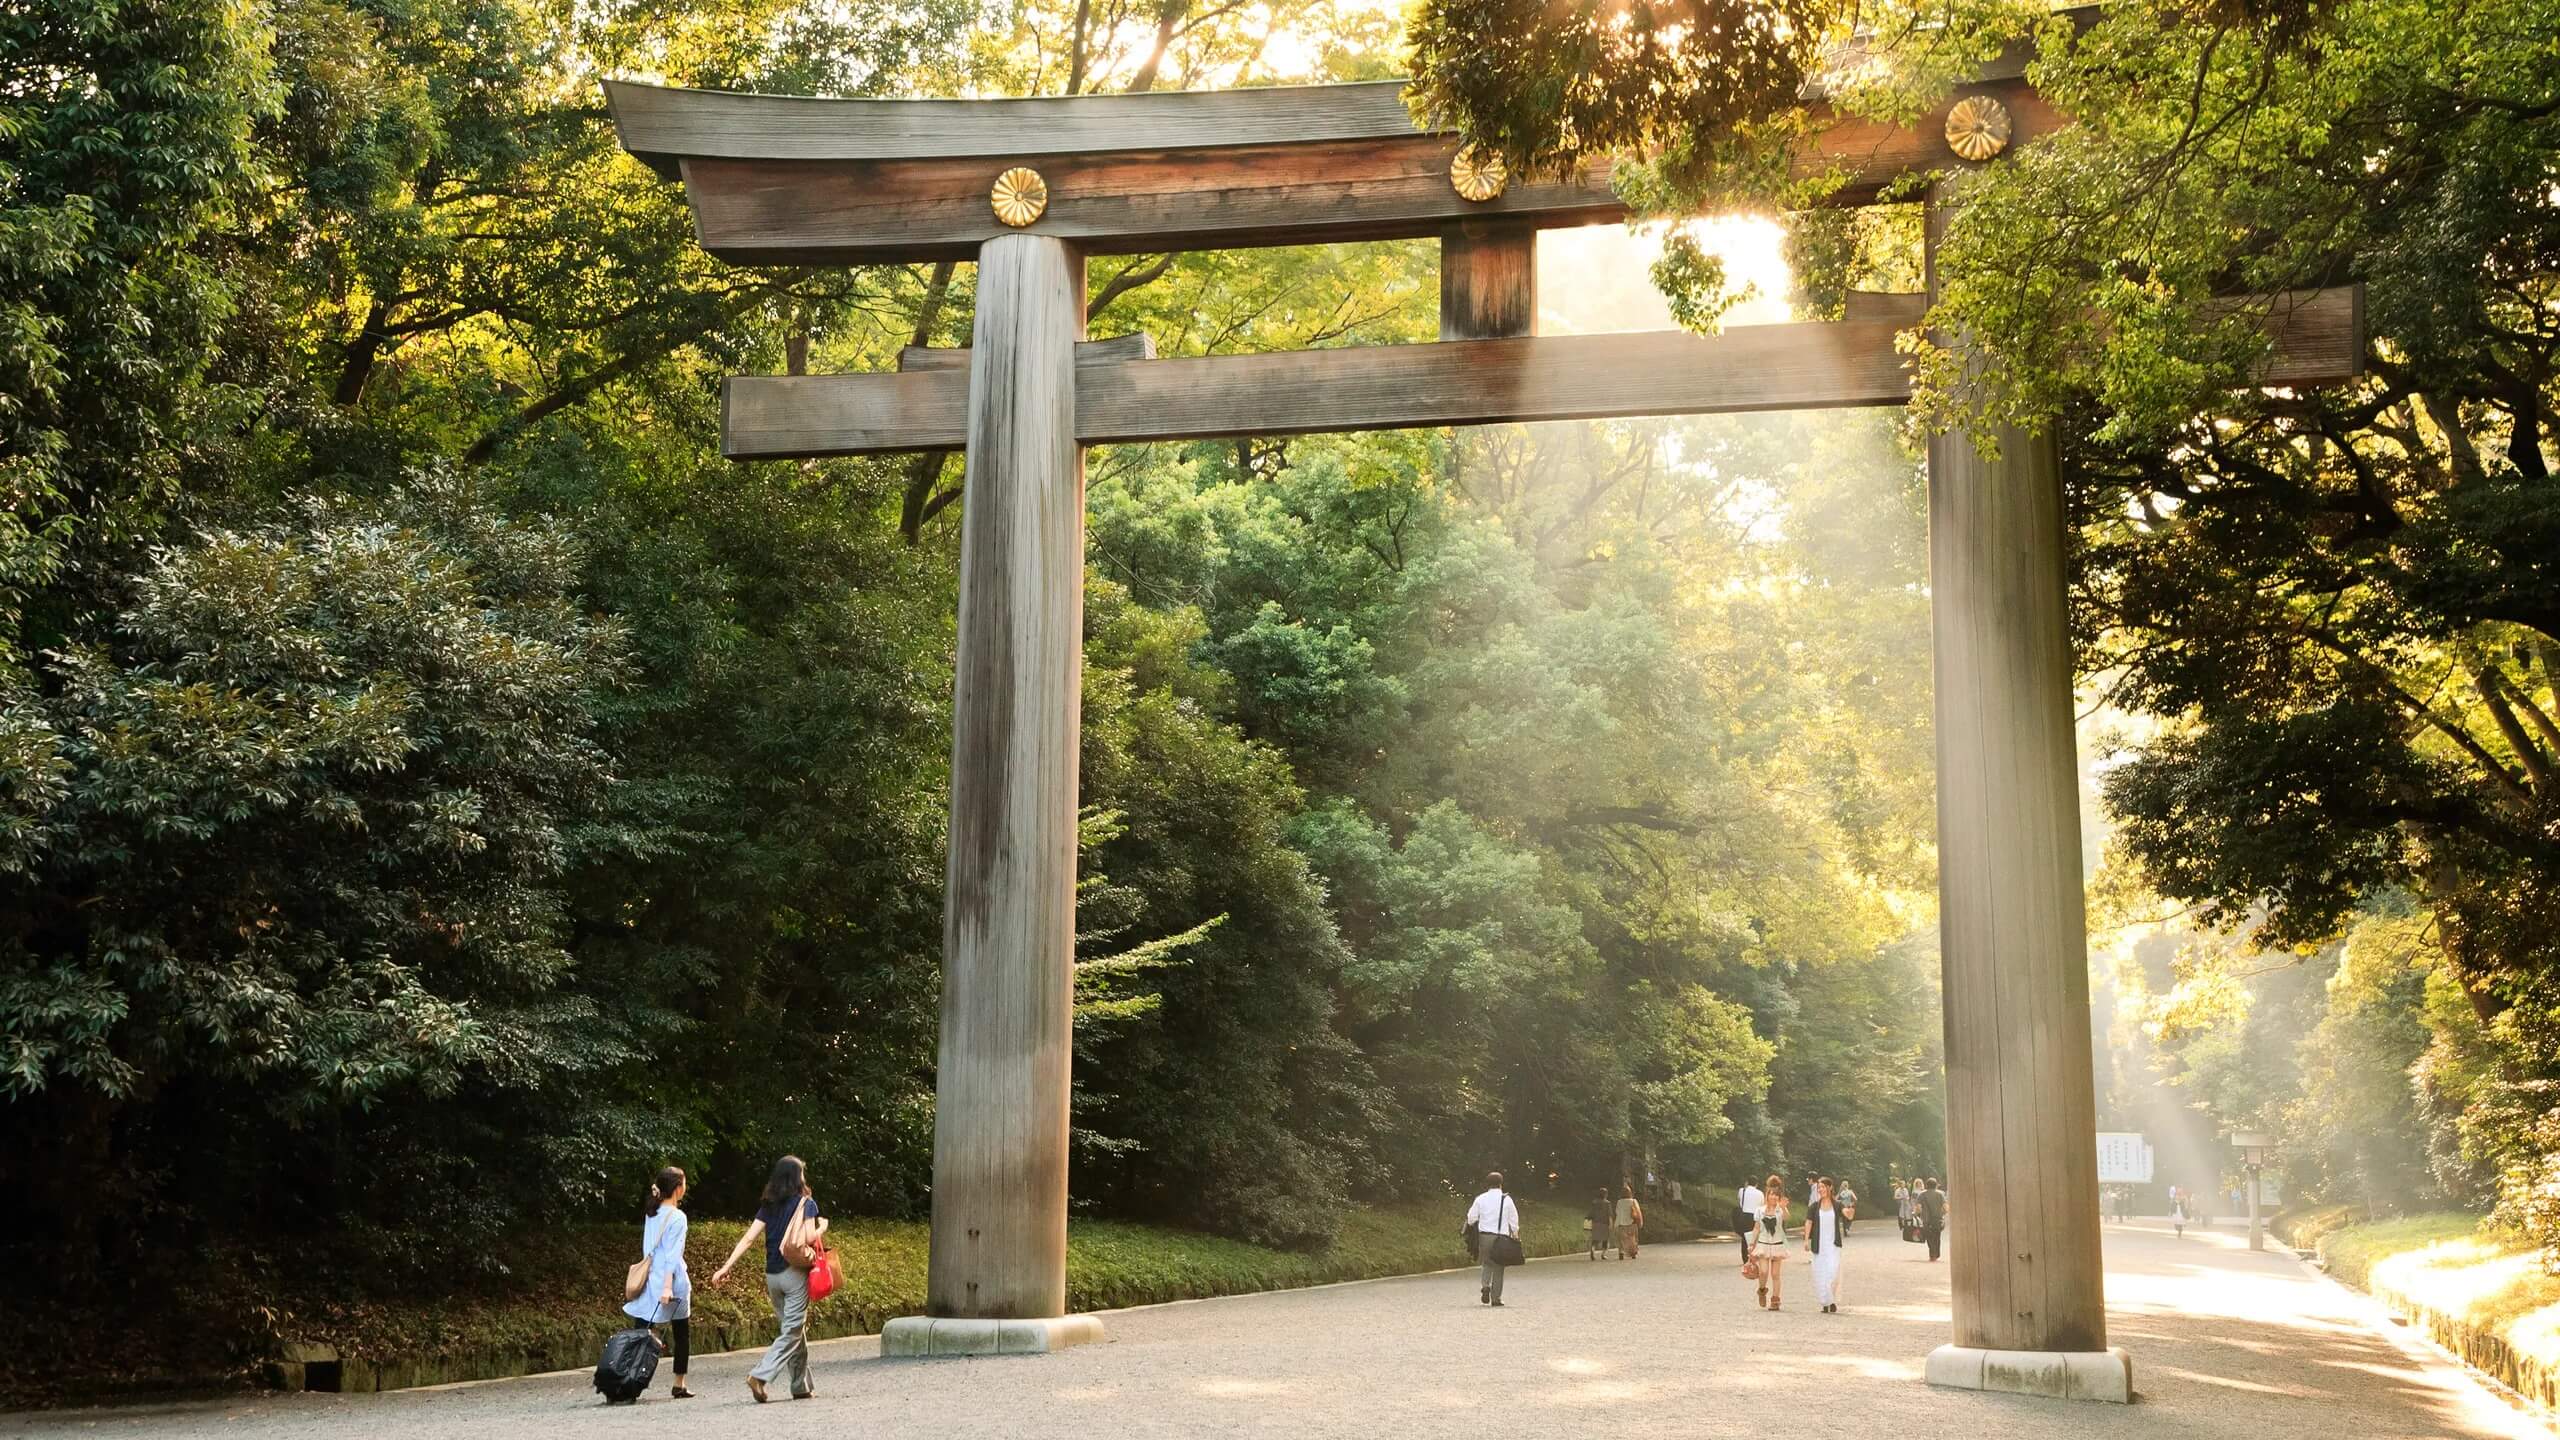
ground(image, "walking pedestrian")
xmin=1835 ymin=1178 xmax=1857 ymax=1237
xmin=620 ymin=1166 xmax=693 ymax=1400
xmin=1614 ymin=1183 xmax=1644 ymax=1259
xmin=1465 ymin=1171 xmax=1520 ymax=1307
xmin=2171 ymin=1185 xmax=2190 ymax=1237
xmin=1752 ymin=1174 xmax=1791 ymax=1309
xmin=1917 ymin=1176 xmax=1947 ymax=1262
xmin=1736 ymin=1175 xmax=1765 ymax=1269
xmin=1804 ymin=1176 xmax=1848 ymax=1313
xmin=709 ymin=1155 xmax=829 ymax=1403
xmin=1586 ymin=1187 xmax=1615 ymax=1260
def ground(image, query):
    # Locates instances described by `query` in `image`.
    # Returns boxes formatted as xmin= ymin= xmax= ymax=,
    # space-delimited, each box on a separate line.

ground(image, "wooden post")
xmin=886 ymin=233 xmax=1103 ymax=1355
xmin=1921 ymin=190 xmax=2126 ymax=1401
xmin=1440 ymin=219 xmax=1538 ymax=340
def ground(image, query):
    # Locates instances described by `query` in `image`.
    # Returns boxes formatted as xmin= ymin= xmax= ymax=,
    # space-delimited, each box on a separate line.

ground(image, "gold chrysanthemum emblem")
xmin=990 ymin=167 xmax=1050 ymax=227
xmin=1944 ymin=96 xmax=2013 ymax=163
xmin=1449 ymin=146 xmax=1508 ymax=203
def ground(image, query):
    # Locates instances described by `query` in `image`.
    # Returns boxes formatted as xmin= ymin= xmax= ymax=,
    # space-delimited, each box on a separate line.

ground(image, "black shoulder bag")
xmin=1489 ymin=1192 xmax=1527 ymax=1267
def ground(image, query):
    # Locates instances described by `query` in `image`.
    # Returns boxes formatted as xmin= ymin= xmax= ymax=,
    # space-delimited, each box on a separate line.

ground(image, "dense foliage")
xmin=1409 ymin=0 xmax=2560 ymax=1243
xmin=1983 ymin=0 xmax=2560 ymax=1243
xmin=2 ymin=0 xmax=1953 ymax=1307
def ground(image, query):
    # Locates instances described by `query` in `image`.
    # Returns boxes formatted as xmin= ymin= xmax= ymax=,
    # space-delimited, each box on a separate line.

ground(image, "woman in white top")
xmin=1753 ymin=1172 xmax=1790 ymax=1310
xmin=622 ymin=1165 xmax=693 ymax=1399
xmin=1804 ymin=1176 xmax=1847 ymax=1313
xmin=1464 ymin=1170 xmax=1521 ymax=1307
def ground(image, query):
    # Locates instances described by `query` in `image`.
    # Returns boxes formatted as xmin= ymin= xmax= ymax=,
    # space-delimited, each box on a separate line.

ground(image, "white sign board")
xmin=2096 ymin=1131 xmax=2155 ymax=1184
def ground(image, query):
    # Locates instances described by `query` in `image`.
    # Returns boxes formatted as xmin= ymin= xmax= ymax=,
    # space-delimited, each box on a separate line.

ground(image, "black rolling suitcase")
xmin=594 ymin=1322 xmax=661 ymax=1404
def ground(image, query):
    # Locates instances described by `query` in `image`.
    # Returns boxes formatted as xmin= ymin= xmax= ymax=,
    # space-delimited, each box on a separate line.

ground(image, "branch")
xmin=458 ymin=285 xmax=781 ymax=464
xmin=333 ymin=297 xmax=394 ymax=407
xmin=2297 ymin=626 xmax=2536 ymax=806
xmin=1088 ymin=254 xmax=1175 ymax=321
xmin=2474 ymin=666 xmax=2557 ymax=797
xmin=1557 ymin=805 xmax=1700 ymax=835
xmin=900 ymin=452 xmax=961 ymax=544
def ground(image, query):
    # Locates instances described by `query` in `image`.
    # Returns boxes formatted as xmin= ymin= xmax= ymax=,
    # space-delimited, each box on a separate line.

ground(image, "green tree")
xmin=0 ymin=0 xmax=277 ymax=654
xmin=0 ymin=474 xmax=638 ymax=1262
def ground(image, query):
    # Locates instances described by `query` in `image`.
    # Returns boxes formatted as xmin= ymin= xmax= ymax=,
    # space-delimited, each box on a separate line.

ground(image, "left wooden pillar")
xmin=883 ymin=232 xmax=1104 ymax=1357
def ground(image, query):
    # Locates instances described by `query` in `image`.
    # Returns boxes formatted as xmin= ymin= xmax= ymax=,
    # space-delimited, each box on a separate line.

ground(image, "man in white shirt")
xmin=1465 ymin=1172 xmax=1520 ymax=1307
xmin=1736 ymin=1179 xmax=1764 ymax=1269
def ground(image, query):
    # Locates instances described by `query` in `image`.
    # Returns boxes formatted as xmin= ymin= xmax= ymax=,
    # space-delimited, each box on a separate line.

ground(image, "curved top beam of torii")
xmin=602 ymin=7 xmax=2361 ymax=462
xmin=603 ymin=35 xmax=2066 ymax=263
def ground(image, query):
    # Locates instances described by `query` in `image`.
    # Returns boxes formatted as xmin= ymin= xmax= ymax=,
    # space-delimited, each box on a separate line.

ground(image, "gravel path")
xmin=10 ymin=1219 xmax=2545 ymax=1438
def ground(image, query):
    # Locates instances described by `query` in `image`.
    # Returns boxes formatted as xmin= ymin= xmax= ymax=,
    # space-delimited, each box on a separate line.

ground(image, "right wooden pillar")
xmin=1922 ymin=189 xmax=2127 ymax=1401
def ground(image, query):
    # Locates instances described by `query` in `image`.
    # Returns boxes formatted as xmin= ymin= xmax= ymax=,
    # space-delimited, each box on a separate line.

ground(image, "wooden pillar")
xmin=1922 ymin=190 xmax=2121 ymax=1397
xmin=1440 ymin=219 xmax=1538 ymax=340
xmin=925 ymin=232 xmax=1086 ymax=1326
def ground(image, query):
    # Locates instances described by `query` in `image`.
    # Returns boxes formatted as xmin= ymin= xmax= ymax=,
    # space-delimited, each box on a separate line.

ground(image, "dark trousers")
xmin=647 ymin=1316 xmax=690 ymax=1374
xmin=619 ymin=1306 xmax=691 ymax=1373
xmin=1924 ymin=1226 xmax=1942 ymax=1261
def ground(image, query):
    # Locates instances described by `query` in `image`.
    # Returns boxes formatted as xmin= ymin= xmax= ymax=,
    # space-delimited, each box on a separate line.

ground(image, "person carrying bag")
xmin=781 ymin=1189 xmax=839 ymax=1302
xmin=603 ymin=1165 xmax=692 ymax=1401
xmin=710 ymin=1155 xmax=832 ymax=1403
xmin=1462 ymin=1170 xmax=1524 ymax=1307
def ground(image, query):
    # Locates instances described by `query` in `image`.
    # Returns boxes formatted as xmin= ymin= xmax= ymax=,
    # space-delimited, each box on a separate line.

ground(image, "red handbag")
xmin=805 ymin=1234 xmax=837 ymax=1302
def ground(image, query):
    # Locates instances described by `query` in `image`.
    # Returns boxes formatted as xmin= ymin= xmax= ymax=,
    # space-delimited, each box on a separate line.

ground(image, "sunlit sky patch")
xmin=1537 ymin=218 xmax=1796 ymax=335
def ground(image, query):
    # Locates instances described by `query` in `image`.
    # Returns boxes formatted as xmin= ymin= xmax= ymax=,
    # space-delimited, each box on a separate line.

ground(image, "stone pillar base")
xmin=880 ymin=1314 xmax=1105 ymax=1357
xmin=1925 ymin=1344 xmax=2133 ymax=1403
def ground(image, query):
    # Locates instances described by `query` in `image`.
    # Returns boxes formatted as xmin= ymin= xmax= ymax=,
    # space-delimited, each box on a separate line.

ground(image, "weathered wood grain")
xmin=719 ymin=285 xmax=2363 ymax=459
xmin=926 ymin=233 xmax=1086 ymax=1323
xmin=1441 ymin=220 xmax=1538 ymax=340
xmin=650 ymin=81 xmax=2063 ymax=263
xmin=2243 ymin=285 xmax=2366 ymax=387
xmin=727 ymin=312 xmax=1920 ymax=457
xmin=605 ymin=78 xmax=1420 ymax=173
xmin=671 ymin=133 xmax=1622 ymax=263
xmin=606 ymin=7 xmax=2095 ymax=170
xmin=898 ymin=332 xmax=1156 ymax=371
xmin=1923 ymin=190 xmax=2110 ymax=1358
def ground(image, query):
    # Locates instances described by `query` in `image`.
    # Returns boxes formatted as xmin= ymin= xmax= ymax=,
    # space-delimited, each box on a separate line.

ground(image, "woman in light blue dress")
xmin=624 ymin=1165 xmax=694 ymax=1399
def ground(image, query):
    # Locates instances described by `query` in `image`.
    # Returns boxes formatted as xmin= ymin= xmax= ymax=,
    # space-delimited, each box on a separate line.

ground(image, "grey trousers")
xmin=1479 ymin=1249 xmax=1506 ymax=1302
xmin=751 ymin=1267 xmax=812 ymax=1393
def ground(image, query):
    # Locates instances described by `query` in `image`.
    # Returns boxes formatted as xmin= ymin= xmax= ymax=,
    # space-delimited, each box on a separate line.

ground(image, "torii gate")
xmin=607 ymin=31 xmax=2361 ymax=1401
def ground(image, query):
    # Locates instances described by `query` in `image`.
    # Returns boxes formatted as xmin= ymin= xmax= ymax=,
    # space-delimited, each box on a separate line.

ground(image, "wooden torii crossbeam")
xmin=608 ymin=27 xmax=2362 ymax=1395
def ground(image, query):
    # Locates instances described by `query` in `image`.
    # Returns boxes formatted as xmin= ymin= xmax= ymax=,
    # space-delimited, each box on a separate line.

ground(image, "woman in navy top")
xmin=711 ymin=1155 xmax=829 ymax=1402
